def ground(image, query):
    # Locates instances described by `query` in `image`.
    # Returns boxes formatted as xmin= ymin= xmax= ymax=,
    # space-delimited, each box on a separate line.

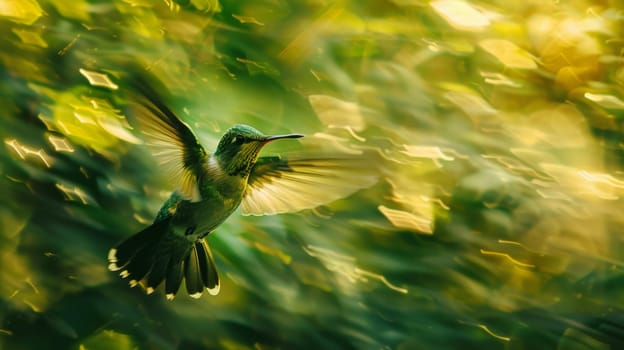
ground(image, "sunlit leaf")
xmin=431 ymin=0 xmax=490 ymax=31
xmin=0 ymin=0 xmax=43 ymax=25
xmin=479 ymin=39 xmax=537 ymax=70
xmin=48 ymin=88 xmax=140 ymax=156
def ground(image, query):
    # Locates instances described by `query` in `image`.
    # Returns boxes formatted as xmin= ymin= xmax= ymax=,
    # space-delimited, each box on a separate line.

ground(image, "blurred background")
xmin=1 ymin=0 xmax=624 ymax=349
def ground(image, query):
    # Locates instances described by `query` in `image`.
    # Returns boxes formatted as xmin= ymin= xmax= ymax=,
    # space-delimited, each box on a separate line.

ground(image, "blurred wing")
xmin=241 ymin=155 xmax=379 ymax=216
xmin=130 ymin=79 xmax=208 ymax=201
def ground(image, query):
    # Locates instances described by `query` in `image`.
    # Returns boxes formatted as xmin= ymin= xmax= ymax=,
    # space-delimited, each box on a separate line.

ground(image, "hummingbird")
xmin=107 ymin=78 xmax=377 ymax=300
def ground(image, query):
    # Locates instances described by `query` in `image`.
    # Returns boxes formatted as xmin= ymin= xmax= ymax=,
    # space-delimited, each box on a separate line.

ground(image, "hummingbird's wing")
xmin=241 ymin=155 xmax=378 ymax=215
xmin=130 ymin=80 xmax=208 ymax=201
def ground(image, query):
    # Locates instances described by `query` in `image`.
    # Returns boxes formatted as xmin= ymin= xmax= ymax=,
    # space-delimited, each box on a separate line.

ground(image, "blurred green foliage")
xmin=1 ymin=0 xmax=624 ymax=349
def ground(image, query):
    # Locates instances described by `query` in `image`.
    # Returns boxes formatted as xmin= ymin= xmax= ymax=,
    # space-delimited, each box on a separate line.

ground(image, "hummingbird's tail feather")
xmin=165 ymin=260 xmax=184 ymax=300
xmin=144 ymin=253 xmax=170 ymax=295
xmin=108 ymin=220 xmax=220 ymax=299
xmin=108 ymin=218 xmax=170 ymax=283
xmin=184 ymin=240 xmax=220 ymax=298
xmin=197 ymin=240 xmax=220 ymax=294
xmin=185 ymin=243 xmax=203 ymax=298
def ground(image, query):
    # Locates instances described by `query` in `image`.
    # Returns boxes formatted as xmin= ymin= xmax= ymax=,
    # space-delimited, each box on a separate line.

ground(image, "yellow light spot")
xmin=23 ymin=299 xmax=41 ymax=313
xmin=253 ymin=242 xmax=292 ymax=265
xmin=339 ymin=126 xmax=366 ymax=142
xmin=162 ymin=0 xmax=180 ymax=12
xmin=480 ymin=71 xmax=523 ymax=88
xmin=80 ymin=167 xmax=89 ymax=178
xmin=480 ymin=249 xmax=535 ymax=268
xmin=378 ymin=205 xmax=433 ymax=234
xmin=431 ymin=0 xmax=490 ymax=31
xmin=304 ymin=245 xmax=407 ymax=294
xmin=133 ymin=213 xmax=150 ymax=225
xmin=58 ymin=34 xmax=80 ymax=56
xmin=79 ymin=68 xmax=119 ymax=90
xmin=72 ymin=111 xmax=97 ymax=125
xmin=584 ymin=93 xmax=624 ymax=109
xmin=539 ymin=163 xmax=621 ymax=200
xmin=479 ymin=39 xmax=537 ymax=70
xmin=482 ymin=154 xmax=545 ymax=179
xmin=12 ymin=28 xmax=47 ymax=48
xmin=38 ymin=114 xmax=58 ymax=131
xmin=25 ymin=278 xmax=40 ymax=294
xmin=5 ymin=139 xmax=25 ymax=159
xmin=441 ymin=148 xmax=469 ymax=160
xmin=498 ymin=240 xmax=531 ymax=250
xmin=232 ymin=14 xmax=264 ymax=25
xmin=48 ymin=89 xmax=141 ymax=154
xmin=579 ymin=170 xmax=624 ymax=188
xmin=47 ymin=135 xmax=74 ymax=152
xmin=96 ymin=113 xmax=142 ymax=144
xmin=535 ymin=189 xmax=572 ymax=201
xmin=0 ymin=329 xmax=13 ymax=336
xmin=477 ymin=324 xmax=511 ymax=342
xmin=427 ymin=41 xmax=440 ymax=52
xmin=4 ymin=139 xmax=53 ymax=167
xmin=305 ymin=245 xmax=355 ymax=262
xmin=235 ymin=57 xmax=266 ymax=70
xmin=355 ymin=269 xmax=408 ymax=294
xmin=310 ymin=69 xmax=323 ymax=82
xmin=428 ymin=197 xmax=450 ymax=210
xmin=56 ymin=183 xmax=90 ymax=204
xmin=55 ymin=120 xmax=71 ymax=135
xmin=401 ymin=145 xmax=455 ymax=161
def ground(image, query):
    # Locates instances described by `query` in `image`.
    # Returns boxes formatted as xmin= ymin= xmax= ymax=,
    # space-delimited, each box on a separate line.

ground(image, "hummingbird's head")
xmin=214 ymin=124 xmax=303 ymax=177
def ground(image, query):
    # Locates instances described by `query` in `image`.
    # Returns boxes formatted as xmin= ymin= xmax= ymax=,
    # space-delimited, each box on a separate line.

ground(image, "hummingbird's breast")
xmin=169 ymin=156 xmax=247 ymax=235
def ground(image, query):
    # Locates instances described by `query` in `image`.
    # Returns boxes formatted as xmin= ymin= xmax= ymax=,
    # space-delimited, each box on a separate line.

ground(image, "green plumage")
xmin=108 ymin=77 xmax=378 ymax=299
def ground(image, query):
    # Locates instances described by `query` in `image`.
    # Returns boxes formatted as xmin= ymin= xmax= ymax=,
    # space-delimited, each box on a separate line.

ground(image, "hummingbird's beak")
xmin=262 ymin=133 xmax=304 ymax=144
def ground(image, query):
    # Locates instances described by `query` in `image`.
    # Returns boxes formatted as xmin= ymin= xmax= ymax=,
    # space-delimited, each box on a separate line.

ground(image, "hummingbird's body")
xmin=108 ymin=78 xmax=377 ymax=299
xmin=156 ymin=174 xmax=238 ymax=243
xmin=160 ymin=157 xmax=244 ymax=237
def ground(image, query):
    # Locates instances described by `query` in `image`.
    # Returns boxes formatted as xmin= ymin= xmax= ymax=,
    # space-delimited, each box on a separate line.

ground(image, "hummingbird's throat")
xmin=216 ymin=142 xmax=264 ymax=177
xmin=217 ymin=133 xmax=302 ymax=177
